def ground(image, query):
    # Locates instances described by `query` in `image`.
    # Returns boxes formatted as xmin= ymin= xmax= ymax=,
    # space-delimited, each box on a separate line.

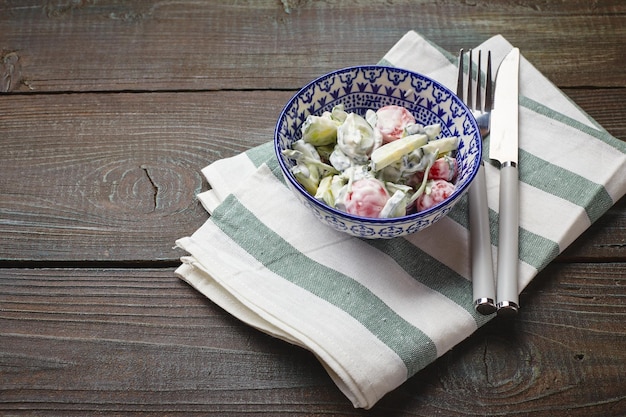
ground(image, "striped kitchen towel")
xmin=176 ymin=31 xmax=626 ymax=409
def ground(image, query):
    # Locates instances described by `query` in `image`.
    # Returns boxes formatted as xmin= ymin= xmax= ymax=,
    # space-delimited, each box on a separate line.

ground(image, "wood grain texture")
xmin=562 ymin=88 xmax=626 ymax=141
xmin=1 ymin=265 xmax=624 ymax=416
xmin=1 ymin=0 xmax=625 ymax=93
xmin=0 ymin=91 xmax=289 ymax=261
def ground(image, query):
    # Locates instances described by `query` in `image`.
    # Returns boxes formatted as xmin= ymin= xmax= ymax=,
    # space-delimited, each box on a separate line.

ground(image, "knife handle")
xmin=496 ymin=162 xmax=519 ymax=316
xmin=469 ymin=163 xmax=497 ymax=315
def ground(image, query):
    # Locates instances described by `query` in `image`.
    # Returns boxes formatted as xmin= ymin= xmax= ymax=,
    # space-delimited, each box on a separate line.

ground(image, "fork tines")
xmin=456 ymin=48 xmax=493 ymax=113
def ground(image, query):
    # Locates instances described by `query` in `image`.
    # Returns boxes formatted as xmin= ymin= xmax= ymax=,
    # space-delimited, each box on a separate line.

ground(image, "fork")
xmin=457 ymin=49 xmax=497 ymax=315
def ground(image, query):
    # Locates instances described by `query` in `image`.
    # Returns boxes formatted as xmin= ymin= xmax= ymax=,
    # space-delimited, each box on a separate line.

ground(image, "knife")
xmin=489 ymin=48 xmax=520 ymax=317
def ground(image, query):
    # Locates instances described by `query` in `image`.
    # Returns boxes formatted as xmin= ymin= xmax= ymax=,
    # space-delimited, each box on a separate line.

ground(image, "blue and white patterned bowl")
xmin=274 ymin=65 xmax=481 ymax=239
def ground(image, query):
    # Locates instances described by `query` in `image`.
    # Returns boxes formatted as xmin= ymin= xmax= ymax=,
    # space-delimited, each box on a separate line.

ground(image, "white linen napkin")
xmin=176 ymin=31 xmax=626 ymax=409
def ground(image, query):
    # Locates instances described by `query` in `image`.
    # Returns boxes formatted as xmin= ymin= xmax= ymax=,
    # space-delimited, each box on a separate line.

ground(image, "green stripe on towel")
xmin=517 ymin=148 xmax=614 ymax=223
xmin=246 ymin=142 xmax=283 ymax=180
xmin=246 ymin=141 xmax=275 ymax=168
xmin=368 ymin=238 xmax=494 ymax=326
xmin=211 ymin=195 xmax=438 ymax=375
xmin=481 ymin=134 xmax=614 ymax=223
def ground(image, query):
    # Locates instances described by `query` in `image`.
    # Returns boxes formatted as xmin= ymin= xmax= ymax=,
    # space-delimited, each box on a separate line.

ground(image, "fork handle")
xmin=496 ymin=162 xmax=519 ymax=316
xmin=469 ymin=162 xmax=497 ymax=315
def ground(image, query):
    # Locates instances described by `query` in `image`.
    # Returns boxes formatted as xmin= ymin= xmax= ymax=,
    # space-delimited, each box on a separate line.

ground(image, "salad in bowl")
xmin=274 ymin=66 xmax=481 ymax=239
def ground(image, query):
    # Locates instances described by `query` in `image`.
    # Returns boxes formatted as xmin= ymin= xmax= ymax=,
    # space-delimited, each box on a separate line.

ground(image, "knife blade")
xmin=489 ymin=47 xmax=520 ymax=317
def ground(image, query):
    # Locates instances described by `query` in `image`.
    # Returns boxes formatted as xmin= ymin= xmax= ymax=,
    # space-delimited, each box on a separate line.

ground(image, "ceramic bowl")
xmin=274 ymin=65 xmax=481 ymax=239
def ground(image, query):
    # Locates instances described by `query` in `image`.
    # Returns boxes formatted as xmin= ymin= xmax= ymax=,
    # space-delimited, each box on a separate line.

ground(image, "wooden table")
xmin=2 ymin=1 xmax=625 ymax=415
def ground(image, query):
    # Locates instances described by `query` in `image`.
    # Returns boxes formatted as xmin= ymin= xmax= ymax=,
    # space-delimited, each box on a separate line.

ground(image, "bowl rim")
xmin=273 ymin=64 xmax=482 ymax=225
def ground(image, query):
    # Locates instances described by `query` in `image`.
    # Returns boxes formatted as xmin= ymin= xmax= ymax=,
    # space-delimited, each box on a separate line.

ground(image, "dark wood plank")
xmin=0 ymin=268 xmax=345 ymax=415
xmin=1 ymin=89 xmax=624 ymax=262
xmin=563 ymin=88 xmax=626 ymax=141
xmin=1 ymin=0 xmax=624 ymax=93
xmin=1 ymin=264 xmax=625 ymax=416
xmin=0 ymin=90 xmax=289 ymax=261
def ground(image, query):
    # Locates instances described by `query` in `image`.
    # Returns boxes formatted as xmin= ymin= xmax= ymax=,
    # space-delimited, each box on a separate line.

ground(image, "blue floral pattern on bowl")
xmin=275 ymin=66 xmax=481 ymax=239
